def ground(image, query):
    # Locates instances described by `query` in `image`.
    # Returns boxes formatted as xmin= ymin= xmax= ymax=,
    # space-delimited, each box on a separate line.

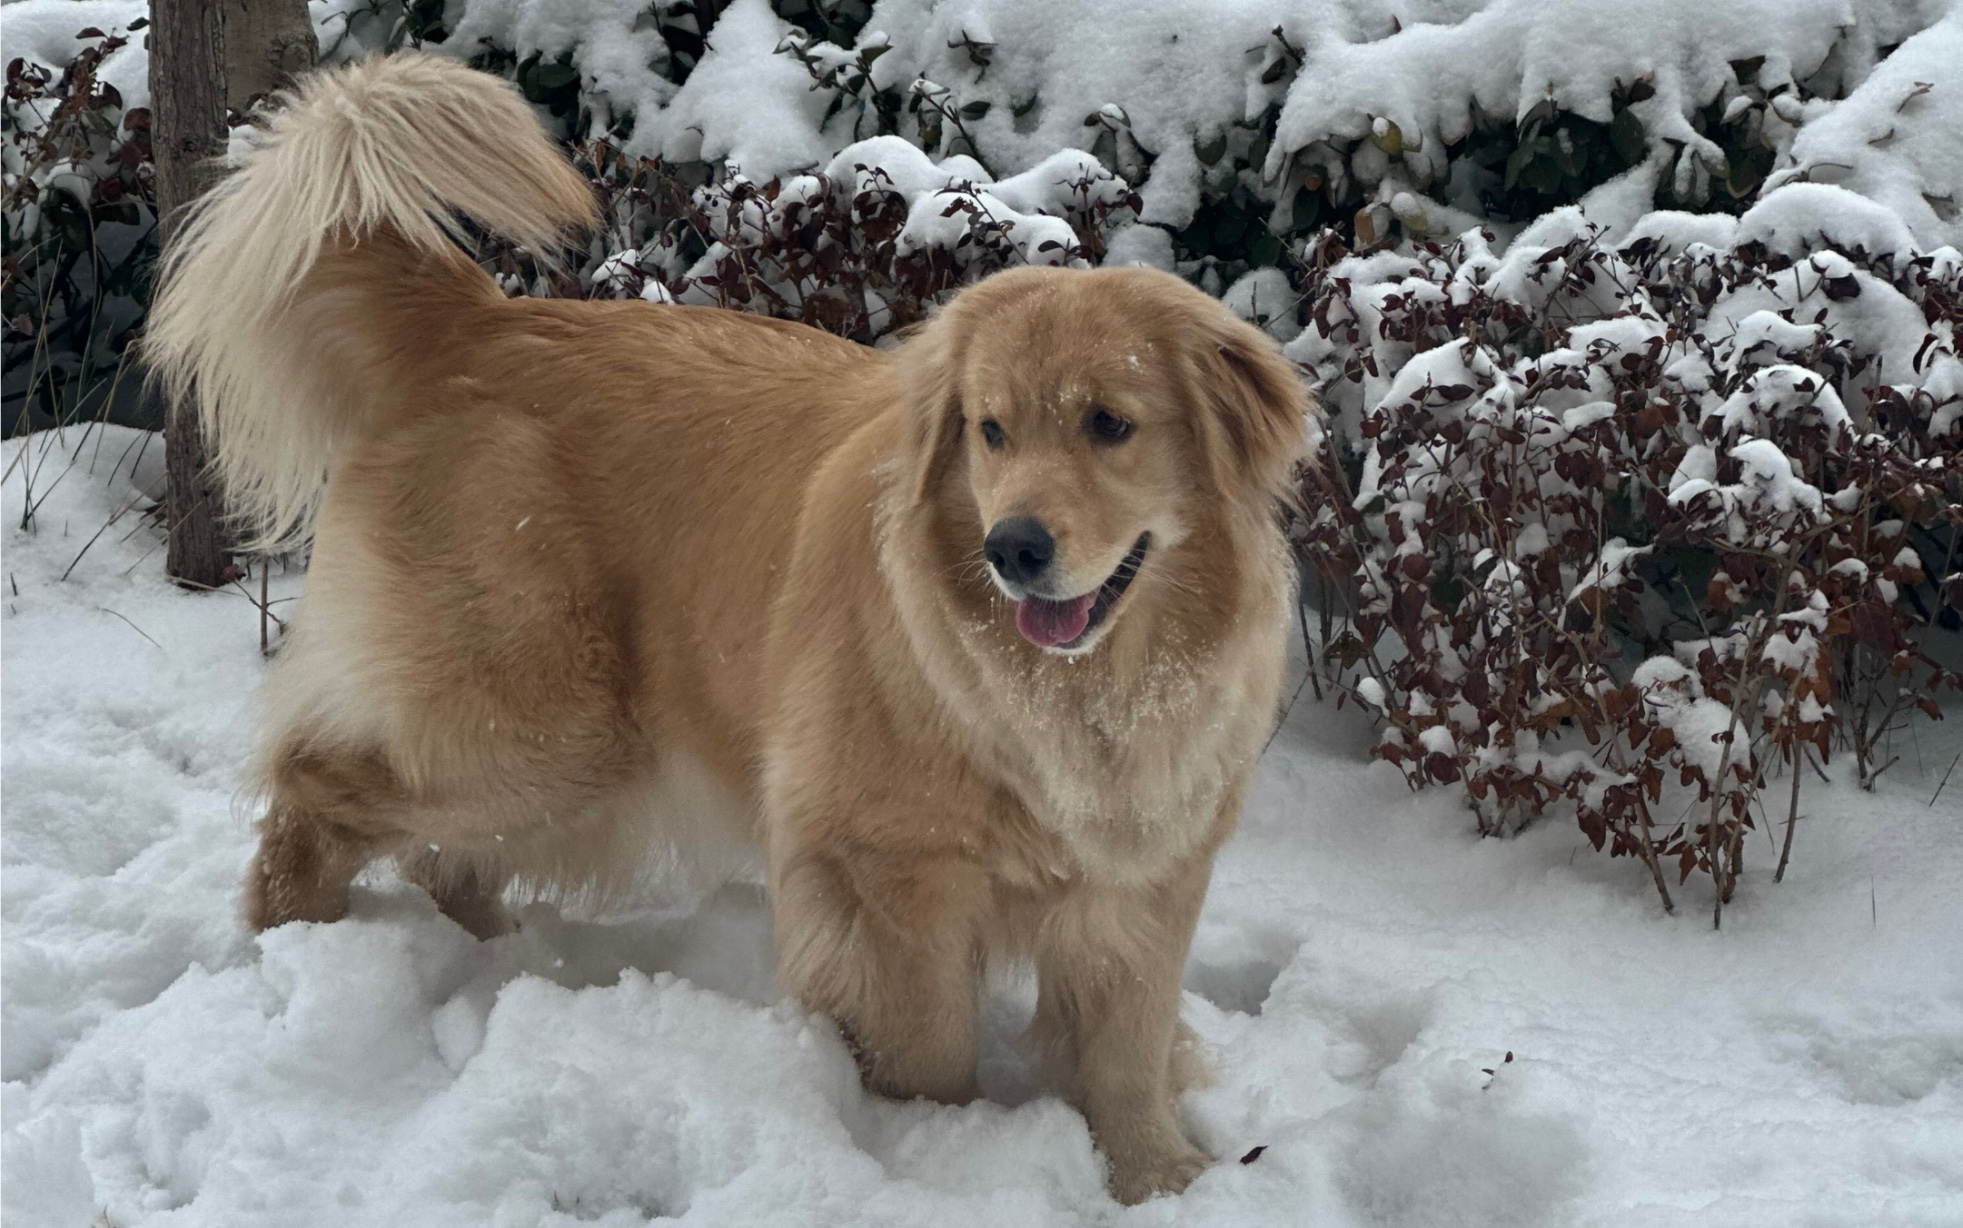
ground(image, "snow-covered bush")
xmin=3 ymin=19 xmax=153 ymax=432
xmin=549 ymin=135 xmax=1138 ymax=338
xmin=10 ymin=0 xmax=1963 ymax=404
xmin=439 ymin=0 xmax=1963 ymax=279
xmin=1288 ymin=215 xmax=1963 ymax=921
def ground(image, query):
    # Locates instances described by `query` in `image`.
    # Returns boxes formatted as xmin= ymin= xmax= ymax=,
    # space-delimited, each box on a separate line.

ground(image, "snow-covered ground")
xmin=4 ymin=426 xmax=1961 ymax=1226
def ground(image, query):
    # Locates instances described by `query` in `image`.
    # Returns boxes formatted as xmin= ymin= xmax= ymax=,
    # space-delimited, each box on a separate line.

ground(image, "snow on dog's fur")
xmin=144 ymin=52 xmax=1314 ymax=1203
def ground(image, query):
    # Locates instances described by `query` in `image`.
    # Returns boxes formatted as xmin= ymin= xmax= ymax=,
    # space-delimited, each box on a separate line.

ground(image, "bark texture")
xmin=150 ymin=0 xmax=232 ymax=588
xmin=150 ymin=0 xmax=317 ymax=587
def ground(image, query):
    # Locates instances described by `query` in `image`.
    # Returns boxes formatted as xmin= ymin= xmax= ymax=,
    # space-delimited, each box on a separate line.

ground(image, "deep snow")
xmin=3 ymin=425 xmax=1961 ymax=1226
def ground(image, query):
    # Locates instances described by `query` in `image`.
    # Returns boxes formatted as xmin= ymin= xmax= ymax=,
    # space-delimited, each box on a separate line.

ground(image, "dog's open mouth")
xmin=1015 ymin=535 xmax=1150 ymax=650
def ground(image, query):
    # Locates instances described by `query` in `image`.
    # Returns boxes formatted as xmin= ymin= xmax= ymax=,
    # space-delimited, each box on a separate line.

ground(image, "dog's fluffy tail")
xmin=144 ymin=52 xmax=597 ymax=551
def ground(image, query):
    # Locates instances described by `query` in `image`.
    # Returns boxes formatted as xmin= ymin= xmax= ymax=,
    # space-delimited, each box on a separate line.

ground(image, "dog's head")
xmin=899 ymin=265 xmax=1312 ymax=656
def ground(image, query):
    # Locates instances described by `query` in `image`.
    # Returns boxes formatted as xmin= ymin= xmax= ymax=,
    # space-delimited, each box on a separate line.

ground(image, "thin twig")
xmin=60 ymin=472 xmax=167 ymax=581
xmin=1804 ymin=745 xmax=1832 ymax=785
xmin=1297 ymin=596 xmax=1323 ymax=703
xmin=1774 ymin=744 xmax=1803 ymax=883
xmin=1932 ymin=750 xmax=1961 ymax=808
xmin=97 ymin=606 xmax=162 ymax=650
xmin=1262 ymin=668 xmax=1314 ymax=757
xmin=1862 ymin=754 xmax=1900 ymax=791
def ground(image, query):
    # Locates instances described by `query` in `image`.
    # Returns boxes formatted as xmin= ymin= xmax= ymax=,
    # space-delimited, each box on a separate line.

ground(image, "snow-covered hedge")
xmin=1289 ymin=216 xmax=1962 ymax=919
xmin=9 ymin=0 xmax=1963 ymax=404
xmin=3 ymin=14 xmax=153 ymax=431
xmin=557 ymin=135 xmax=1138 ymax=338
xmin=437 ymin=0 xmax=1963 ymax=272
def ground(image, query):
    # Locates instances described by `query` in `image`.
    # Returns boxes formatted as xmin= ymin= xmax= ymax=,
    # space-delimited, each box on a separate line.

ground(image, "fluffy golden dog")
xmin=146 ymin=53 xmax=1312 ymax=1202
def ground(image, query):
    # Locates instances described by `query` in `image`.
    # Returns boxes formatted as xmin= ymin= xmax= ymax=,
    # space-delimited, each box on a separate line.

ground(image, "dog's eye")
xmin=1086 ymin=407 xmax=1134 ymax=444
xmin=979 ymin=419 xmax=1006 ymax=450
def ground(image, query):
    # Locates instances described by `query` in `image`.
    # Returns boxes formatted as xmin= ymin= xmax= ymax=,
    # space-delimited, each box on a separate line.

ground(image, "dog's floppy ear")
xmin=897 ymin=315 xmax=967 ymax=507
xmin=1189 ymin=313 xmax=1316 ymax=501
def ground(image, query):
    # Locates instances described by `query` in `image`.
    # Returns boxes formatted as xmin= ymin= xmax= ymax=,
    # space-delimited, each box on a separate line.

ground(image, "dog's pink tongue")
xmin=1016 ymin=593 xmax=1096 ymax=648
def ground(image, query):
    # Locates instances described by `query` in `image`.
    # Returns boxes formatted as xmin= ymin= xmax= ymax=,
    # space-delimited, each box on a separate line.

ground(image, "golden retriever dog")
xmin=145 ymin=52 xmax=1312 ymax=1202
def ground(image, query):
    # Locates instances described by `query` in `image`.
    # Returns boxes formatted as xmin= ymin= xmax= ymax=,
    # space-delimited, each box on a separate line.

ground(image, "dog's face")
xmin=903 ymin=266 xmax=1311 ymax=656
xmin=960 ymin=335 xmax=1190 ymax=655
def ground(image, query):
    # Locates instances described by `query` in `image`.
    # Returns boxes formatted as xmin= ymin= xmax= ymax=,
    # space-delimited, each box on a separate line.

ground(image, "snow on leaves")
xmin=531 ymin=137 xmax=1137 ymax=341
xmin=1291 ymin=220 xmax=1963 ymax=923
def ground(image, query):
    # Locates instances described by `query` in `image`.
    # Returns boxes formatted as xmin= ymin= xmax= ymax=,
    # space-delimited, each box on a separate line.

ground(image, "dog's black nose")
xmin=984 ymin=517 xmax=1055 ymax=588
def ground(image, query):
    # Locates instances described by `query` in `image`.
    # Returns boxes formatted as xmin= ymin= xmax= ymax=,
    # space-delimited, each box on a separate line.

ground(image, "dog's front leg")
xmin=1033 ymin=857 xmax=1213 ymax=1204
xmin=773 ymin=846 xmax=987 ymax=1105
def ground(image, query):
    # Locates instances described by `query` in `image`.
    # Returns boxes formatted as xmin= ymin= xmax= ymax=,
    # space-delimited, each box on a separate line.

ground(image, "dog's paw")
xmin=1108 ymin=1142 xmax=1210 ymax=1205
xmin=442 ymin=894 xmax=515 ymax=942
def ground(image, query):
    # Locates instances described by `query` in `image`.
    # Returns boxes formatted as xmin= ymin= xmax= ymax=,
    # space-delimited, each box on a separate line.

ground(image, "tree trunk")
xmin=151 ymin=0 xmax=317 ymax=589
xmin=151 ymin=0 xmax=233 ymax=589
xmin=223 ymin=0 xmax=317 ymax=114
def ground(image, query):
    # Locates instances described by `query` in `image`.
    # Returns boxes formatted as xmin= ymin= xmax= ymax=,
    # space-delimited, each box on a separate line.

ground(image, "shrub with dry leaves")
xmin=1289 ymin=221 xmax=1963 ymax=924
xmin=3 ymin=27 xmax=156 ymax=433
xmin=480 ymin=140 xmax=1139 ymax=345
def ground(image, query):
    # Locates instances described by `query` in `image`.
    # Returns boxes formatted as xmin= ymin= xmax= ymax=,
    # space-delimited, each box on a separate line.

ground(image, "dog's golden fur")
xmin=145 ymin=53 xmax=1313 ymax=1203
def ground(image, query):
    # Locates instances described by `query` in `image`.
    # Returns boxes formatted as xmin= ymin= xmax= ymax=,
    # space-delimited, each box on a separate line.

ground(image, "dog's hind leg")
xmin=245 ymin=743 xmax=405 ymax=931
xmin=399 ymin=847 xmax=513 ymax=940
